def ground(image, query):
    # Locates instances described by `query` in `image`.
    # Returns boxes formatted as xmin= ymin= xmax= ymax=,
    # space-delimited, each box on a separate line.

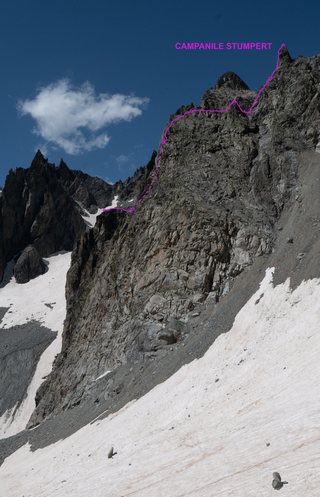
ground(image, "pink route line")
xmin=103 ymin=44 xmax=286 ymax=214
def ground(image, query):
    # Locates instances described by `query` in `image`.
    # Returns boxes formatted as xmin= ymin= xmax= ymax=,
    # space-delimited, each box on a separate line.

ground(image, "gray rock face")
xmin=27 ymin=46 xmax=320 ymax=425
xmin=215 ymin=71 xmax=250 ymax=91
xmin=0 ymin=317 xmax=57 ymax=419
xmin=13 ymin=245 xmax=46 ymax=284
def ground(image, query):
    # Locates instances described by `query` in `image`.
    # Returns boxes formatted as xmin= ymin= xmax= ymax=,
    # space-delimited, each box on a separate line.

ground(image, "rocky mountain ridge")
xmin=22 ymin=45 xmax=320 ymax=427
xmin=0 ymin=44 xmax=320 ymax=440
xmin=1 ymin=44 xmax=320 ymax=497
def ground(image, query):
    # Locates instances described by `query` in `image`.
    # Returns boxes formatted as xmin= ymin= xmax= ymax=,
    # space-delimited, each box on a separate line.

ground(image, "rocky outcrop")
xmin=0 ymin=151 xmax=86 ymax=282
xmin=55 ymin=159 xmax=114 ymax=210
xmin=200 ymin=72 xmax=256 ymax=112
xmin=215 ymin=71 xmax=250 ymax=91
xmin=115 ymin=151 xmax=157 ymax=202
xmin=13 ymin=245 xmax=46 ymax=284
xmin=55 ymin=151 xmax=157 ymax=211
xmin=26 ymin=45 xmax=320 ymax=426
xmin=0 ymin=149 xmax=157 ymax=283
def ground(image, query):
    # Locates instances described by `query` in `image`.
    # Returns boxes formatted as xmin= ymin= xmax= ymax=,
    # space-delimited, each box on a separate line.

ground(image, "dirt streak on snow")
xmin=1 ymin=268 xmax=320 ymax=495
xmin=0 ymin=251 xmax=71 ymax=438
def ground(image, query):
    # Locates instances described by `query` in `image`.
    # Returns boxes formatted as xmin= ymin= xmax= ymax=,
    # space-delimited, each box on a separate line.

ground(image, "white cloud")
xmin=115 ymin=153 xmax=134 ymax=172
xmin=17 ymin=79 xmax=149 ymax=155
xmin=115 ymin=154 xmax=130 ymax=164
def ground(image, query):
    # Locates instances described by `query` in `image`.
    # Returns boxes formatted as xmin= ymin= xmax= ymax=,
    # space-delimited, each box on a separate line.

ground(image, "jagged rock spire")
xmin=30 ymin=149 xmax=47 ymax=169
xmin=278 ymin=45 xmax=293 ymax=66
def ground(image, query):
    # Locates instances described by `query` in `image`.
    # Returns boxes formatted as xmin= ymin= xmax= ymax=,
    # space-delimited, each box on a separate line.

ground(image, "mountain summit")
xmin=215 ymin=71 xmax=250 ymax=91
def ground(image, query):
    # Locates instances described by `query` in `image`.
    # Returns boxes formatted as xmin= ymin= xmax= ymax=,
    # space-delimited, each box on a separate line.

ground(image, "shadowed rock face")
xmin=26 ymin=46 xmax=320 ymax=426
xmin=13 ymin=245 xmax=46 ymax=284
xmin=0 ymin=151 xmax=86 ymax=282
xmin=0 ymin=150 xmax=157 ymax=283
xmin=55 ymin=159 xmax=114 ymax=210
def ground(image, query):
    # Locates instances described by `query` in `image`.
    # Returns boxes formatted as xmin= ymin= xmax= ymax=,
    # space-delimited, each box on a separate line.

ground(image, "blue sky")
xmin=0 ymin=0 xmax=319 ymax=188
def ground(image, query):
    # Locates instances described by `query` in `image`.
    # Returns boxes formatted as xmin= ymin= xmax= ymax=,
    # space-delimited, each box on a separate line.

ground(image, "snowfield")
xmin=0 ymin=251 xmax=72 ymax=438
xmin=1 ymin=267 xmax=320 ymax=495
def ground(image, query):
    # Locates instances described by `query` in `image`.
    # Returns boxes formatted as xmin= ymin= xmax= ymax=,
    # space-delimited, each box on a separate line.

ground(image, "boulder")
xmin=14 ymin=245 xmax=46 ymax=284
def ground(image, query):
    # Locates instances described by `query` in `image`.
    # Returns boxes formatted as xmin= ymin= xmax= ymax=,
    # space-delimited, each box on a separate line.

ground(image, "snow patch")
xmin=1 ymin=268 xmax=320 ymax=495
xmin=106 ymin=195 xmax=119 ymax=209
xmin=0 ymin=251 xmax=71 ymax=438
xmin=81 ymin=207 xmax=104 ymax=229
